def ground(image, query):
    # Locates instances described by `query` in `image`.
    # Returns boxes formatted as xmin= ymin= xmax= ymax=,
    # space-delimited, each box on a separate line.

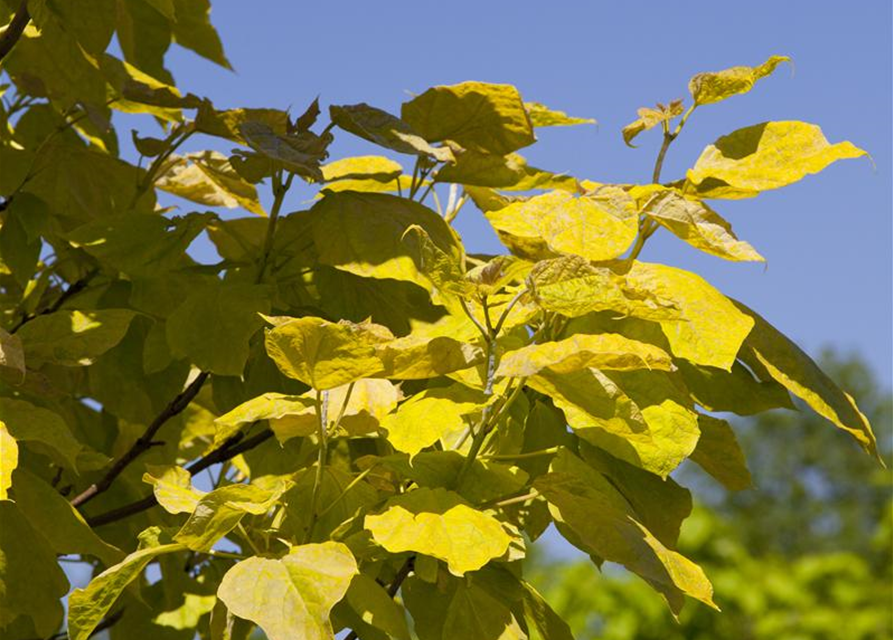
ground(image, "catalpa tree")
xmin=0 ymin=3 xmax=880 ymax=640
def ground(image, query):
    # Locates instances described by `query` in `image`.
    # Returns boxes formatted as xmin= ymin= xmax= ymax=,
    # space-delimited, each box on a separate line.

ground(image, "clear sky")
xmin=153 ymin=0 xmax=892 ymax=391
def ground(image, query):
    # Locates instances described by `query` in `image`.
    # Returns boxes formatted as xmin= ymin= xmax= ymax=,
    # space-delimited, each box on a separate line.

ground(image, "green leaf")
xmin=166 ymin=283 xmax=270 ymax=376
xmin=485 ymin=188 xmax=638 ymax=261
xmin=689 ymin=414 xmax=753 ymax=491
xmin=11 ymin=468 xmax=123 ymax=565
xmin=16 ymin=308 xmax=137 ymax=367
xmin=525 ymin=101 xmax=596 ymax=127
xmin=0 ymin=398 xmax=82 ymax=471
xmin=735 ymin=301 xmax=880 ymax=458
xmin=381 ymin=385 xmax=489 ymax=457
xmin=534 ymin=449 xmax=715 ymax=614
xmin=402 ymin=223 xmax=472 ymax=302
xmin=67 ymin=532 xmax=185 ymax=640
xmin=528 ymin=255 xmax=682 ymax=321
xmin=0 ymin=197 xmax=41 ymax=286
xmin=518 ymin=580 xmax=576 ymax=640
xmin=689 ymin=55 xmax=791 ymax=106
xmin=622 ymin=100 xmax=683 ymax=147
xmin=442 ymin=579 xmax=527 ymax=639
xmin=686 ymin=121 xmax=868 ymax=199
xmin=142 ymin=464 xmax=204 ymax=514
xmin=676 ymin=359 xmax=794 ymax=415
xmin=528 ymin=368 xmax=699 ymax=477
xmin=624 ymin=261 xmax=754 ymax=371
xmin=365 ymin=487 xmax=512 ymax=575
xmin=402 ymin=82 xmax=535 ymax=155
xmin=216 ymin=542 xmax=358 ymax=640
xmin=174 ymin=478 xmax=289 ymax=552
xmin=330 ymin=103 xmax=454 ymax=162
xmin=67 ymin=212 xmax=210 ymax=277
xmin=339 ymin=573 xmax=411 ymax=640
xmin=633 ymin=186 xmax=764 ymax=261
xmin=0 ymin=328 xmax=25 ymax=384
xmin=170 ymin=0 xmax=231 ymax=69
xmin=311 ymin=191 xmax=464 ymax=290
xmin=238 ymin=121 xmax=331 ymax=181
xmin=0 ymin=422 xmax=16 ymax=500
xmin=496 ymin=333 xmax=675 ymax=378
xmin=264 ymin=316 xmax=390 ymax=390
xmin=0 ymin=502 xmax=69 ymax=637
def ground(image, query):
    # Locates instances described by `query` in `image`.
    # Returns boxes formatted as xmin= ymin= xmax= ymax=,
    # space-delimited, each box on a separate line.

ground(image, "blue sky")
xmin=155 ymin=0 xmax=892 ymax=391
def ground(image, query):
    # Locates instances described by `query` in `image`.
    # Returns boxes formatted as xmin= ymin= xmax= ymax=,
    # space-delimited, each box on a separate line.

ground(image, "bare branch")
xmin=0 ymin=0 xmax=30 ymax=63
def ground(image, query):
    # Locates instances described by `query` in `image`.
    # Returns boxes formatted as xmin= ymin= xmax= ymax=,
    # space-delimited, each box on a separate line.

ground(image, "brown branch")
xmin=86 ymin=427 xmax=274 ymax=527
xmin=70 ymin=371 xmax=211 ymax=509
xmin=9 ymin=269 xmax=98 ymax=334
xmin=0 ymin=0 xmax=30 ymax=63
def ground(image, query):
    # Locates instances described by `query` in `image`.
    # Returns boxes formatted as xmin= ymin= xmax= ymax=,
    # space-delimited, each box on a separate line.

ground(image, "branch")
xmin=70 ymin=371 xmax=211 ymax=509
xmin=0 ymin=0 xmax=30 ymax=63
xmin=86 ymin=427 xmax=274 ymax=527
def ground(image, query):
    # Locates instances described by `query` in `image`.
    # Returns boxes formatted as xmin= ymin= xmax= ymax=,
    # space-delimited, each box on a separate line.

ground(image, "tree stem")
xmin=0 ymin=0 xmax=30 ymax=62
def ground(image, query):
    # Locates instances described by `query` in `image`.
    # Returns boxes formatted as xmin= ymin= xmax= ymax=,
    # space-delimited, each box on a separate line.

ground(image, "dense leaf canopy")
xmin=0 ymin=4 xmax=879 ymax=640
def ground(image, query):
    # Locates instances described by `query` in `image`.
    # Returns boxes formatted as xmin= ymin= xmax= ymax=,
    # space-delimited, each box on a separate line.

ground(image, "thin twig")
xmin=85 ymin=428 xmax=274 ymax=527
xmin=0 ymin=0 xmax=30 ymax=62
xmin=70 ymin=372 xmax=210 ymax=509
xmin=9 ymin=269 xmax=99 ymax=334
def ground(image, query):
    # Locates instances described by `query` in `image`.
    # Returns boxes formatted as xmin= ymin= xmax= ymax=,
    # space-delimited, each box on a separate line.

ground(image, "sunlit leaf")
xmin=381 ymin=384 xmax=488 ymax=457
xmin=686 ymin=121 xmax=867 ymax=199
xmin=157 ymin=152 xmax=265 ymax=214
xmin=485 ymin=188 xmax=638 ymax=261
xmin=633 ymin=185 xmax=764 ymax=261
xmin=321 ymin=155 xmax=403 ymax=183
xmin=0 ymin=398 xmax=82 ymax=471
xmin=525 ymin=101 xmax=596 ymax=127
xmin=402 ymin=81 xmax=535 ymax=155
xmin=622 ymin=100 xmax=683 ymax=146
xmin=0 ymin=422 xmax=17 ymax=500
xmin=142 ymin=464 xmax=204 ymax=514
xmin=216 ymin=542 xmax=358 ymax=640
xmin=496 ymin=333 xmax=674 ymax=378
xmin=215 ymin=393 xmax=317 ymax=444
xmin=265 ymin=316 xmax=391 ymax=390
xmin=174 ymin=478 xmax=289 ymax=552
xmin=689 ymin=55 xmax=791 ymax=106
xmin=365 ymin=487 xmax=512 ymax=575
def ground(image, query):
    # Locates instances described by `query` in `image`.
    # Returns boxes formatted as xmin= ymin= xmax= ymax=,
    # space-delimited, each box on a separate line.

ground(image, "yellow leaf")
xmin=496 ymin=333 xmax=674 ymax=378
xmin=321 ymin=155 xmax=403 ymax=182
xmin=435 ymin=149 xmax=579 ymax=192
xmin=142 ymin=465 xmax=204 ymax=515
xmin=375 ymin=333 xmax=485 ymax=380
xmin=622 ymin=100 xmax=683 ymax=147
xmin=264 ymin=316 xmax=391 ymax=390
xmin=0 ymin=421 xmax=16 ymax=500
xmin=323 ymin=378 xmax=403 ymax=436
xmin=735 ymin=301 xmax=880 ymax=459
xmin=381 ymin=385 xmax=489 ymax=457
xmin=217 ymin=542 xmax=358 ymax=640
xmin=625 ymin=261 xmax=754 ymax=371
xmin=365 ymin=487 xmax=512 ymax=575
xmin=632 ymin=186 xmax=764 ymax=261
xmin=528 ymin=255 xmax=682 ymax=321
xmin=214 ymin=393 xmax=317 ymax=444
xmin=402 ymin=81 xmax=535 ymax=155
xmin=686 ymin=121 xmax=867 ymax=199
xmin=485 ymin=188 xmax=637 ymax=261
xmin=525 ymin=101 xmax=596 ymax=127
xmin=689 ymin=55 xmax=791 ymax=106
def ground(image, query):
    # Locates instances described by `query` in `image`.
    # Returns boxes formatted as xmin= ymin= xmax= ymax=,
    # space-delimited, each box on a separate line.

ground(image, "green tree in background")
xmin=529 ymin=352 xmax=892 ymax=640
